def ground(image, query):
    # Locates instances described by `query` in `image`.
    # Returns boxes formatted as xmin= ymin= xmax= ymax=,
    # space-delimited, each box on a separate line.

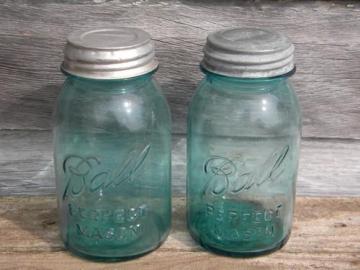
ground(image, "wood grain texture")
xmin=0 ymin=0 xmax=359 ymax=138
xmin=0 ymin=196 xmax=359 ymax=269
xmin=0 ymin=130 xmax=359 ymax=196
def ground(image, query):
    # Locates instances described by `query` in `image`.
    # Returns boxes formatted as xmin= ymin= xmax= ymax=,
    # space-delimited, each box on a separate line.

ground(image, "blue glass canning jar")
xmin=187 ymin=28 xmax=301 ymax=256
xmin=54 ymin=28 xmax=171 ymax=260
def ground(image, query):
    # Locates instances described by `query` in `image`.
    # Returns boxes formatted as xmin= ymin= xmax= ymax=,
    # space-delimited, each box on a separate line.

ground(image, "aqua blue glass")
xmin=54 ymin=72 xmax=171 ymax=260
xmin=187 ymin=69 xmax=301 ymax=256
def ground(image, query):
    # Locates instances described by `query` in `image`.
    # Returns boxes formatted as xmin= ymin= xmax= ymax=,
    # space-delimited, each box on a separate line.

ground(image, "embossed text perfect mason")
xmin=187 ymin=28 xmax=301 ymax=256
xmin=53 ymin=28 xmax=171 ymax=260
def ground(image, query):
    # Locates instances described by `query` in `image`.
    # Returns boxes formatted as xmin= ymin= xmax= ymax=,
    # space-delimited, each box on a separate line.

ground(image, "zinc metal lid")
xmin=61 ymin=28 xmax=158 ymax=79
xmin=201 ymin=28 xmax=295 ymax=78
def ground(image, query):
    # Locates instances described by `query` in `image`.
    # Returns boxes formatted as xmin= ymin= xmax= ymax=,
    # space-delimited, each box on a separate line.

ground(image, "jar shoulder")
xmin=190 ymin=78 xmax=300 ymax=115
xmin=55 ymin=77 xmax=171 ymax=132
xmin=193 ymin=77 xmax=298 ymax=103
xmin=188 ymin=77 xmax=301 ymax=136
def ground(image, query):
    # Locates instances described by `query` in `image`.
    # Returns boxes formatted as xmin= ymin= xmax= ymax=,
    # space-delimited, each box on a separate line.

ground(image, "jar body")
xmin=54 ymin=73 xmax=171 ymax=260
xmin=187 ymin=72 xmax=301 ymax=256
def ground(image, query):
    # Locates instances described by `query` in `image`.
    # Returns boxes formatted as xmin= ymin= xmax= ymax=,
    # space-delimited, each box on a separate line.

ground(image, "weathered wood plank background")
xmin=1 ymin=0 xmax=360 ymax=138
xmin=0 ymin=0 xmax=359 ymax=195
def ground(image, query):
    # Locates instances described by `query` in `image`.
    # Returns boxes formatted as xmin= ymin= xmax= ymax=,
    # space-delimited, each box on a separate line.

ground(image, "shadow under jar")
xmin=187 ymin=28 xmax=301 ymax=257
xmin=53 ymin=28 xmax=171 ymax=260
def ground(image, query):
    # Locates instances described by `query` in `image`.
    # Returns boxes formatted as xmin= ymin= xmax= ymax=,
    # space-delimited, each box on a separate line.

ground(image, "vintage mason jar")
xmin=187 ymin=28 xmax=301 ymax=256
xmin=54 ymin=28 xmax=171 ymax=260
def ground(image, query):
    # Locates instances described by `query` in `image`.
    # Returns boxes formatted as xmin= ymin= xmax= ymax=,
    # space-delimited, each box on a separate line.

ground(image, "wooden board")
xmin=0 ymin=196 xmax=359 ymax=269
xmin=0 ymin=0 xmax=359 ymax=138
xmin=0 ymin=130 xmax=360 ymax=196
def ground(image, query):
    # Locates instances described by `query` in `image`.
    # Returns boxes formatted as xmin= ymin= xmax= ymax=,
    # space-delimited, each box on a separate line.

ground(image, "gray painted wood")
xmin=0 ymin=0 xmax=359 ymax=196
xmin=0 ymin=0 xmax=359 ymax=139
xmin=0 ymin=130 xmax=359 ymax=196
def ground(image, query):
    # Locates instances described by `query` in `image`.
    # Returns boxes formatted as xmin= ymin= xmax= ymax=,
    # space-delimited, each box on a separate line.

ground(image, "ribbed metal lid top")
xmin=201 ymin=28 xmax=295 ymax=78
xmin=61 ymin=28 xmax=158 ymax=79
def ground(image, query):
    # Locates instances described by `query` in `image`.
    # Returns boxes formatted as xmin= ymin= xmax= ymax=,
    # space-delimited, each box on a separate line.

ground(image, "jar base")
xmin=191 ymin=231 xmax=291 ymax=258
xmin=64 ymin=230 xmax=170 ymax=262
xmin=65 ymin=243 xmax=159 ymax=262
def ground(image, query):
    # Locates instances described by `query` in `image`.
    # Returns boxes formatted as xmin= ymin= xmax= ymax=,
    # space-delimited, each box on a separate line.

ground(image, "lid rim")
xmin=201 ymin=65 xmax=296 ymax=79
xmin=61 ymin=61 xmax=159 ymax=80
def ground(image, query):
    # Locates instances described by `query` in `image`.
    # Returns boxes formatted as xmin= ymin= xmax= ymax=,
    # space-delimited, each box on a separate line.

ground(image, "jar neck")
xmin=64 ymin=70 xmax=155 ymax=91
xmin=203 ymin=68 xmax=293 ymax=92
